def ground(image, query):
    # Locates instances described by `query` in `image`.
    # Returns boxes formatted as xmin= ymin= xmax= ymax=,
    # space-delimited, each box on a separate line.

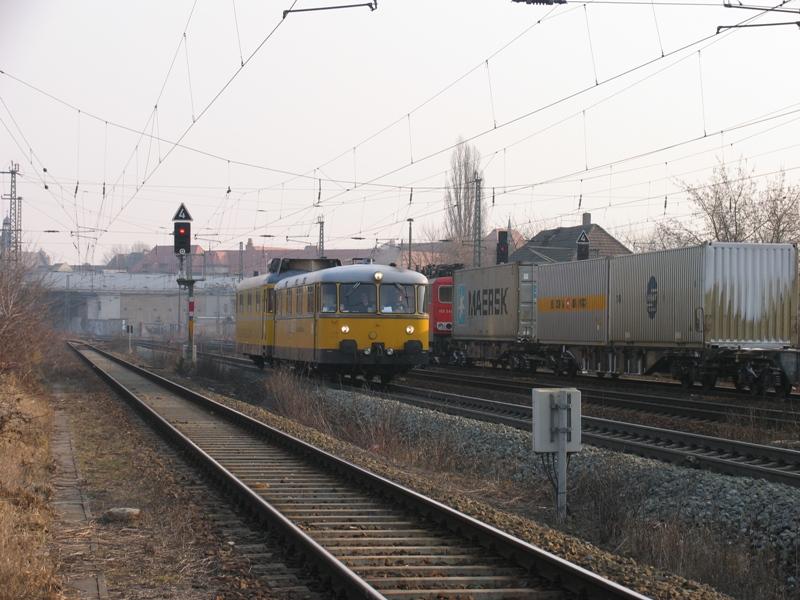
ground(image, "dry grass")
xmin=264 ymin=368 xmax=461 ymax=473
xmin=0 ymin=262 xmax=71 ymax=598
xmin=0 ymin=376 xmax=60 ymax=600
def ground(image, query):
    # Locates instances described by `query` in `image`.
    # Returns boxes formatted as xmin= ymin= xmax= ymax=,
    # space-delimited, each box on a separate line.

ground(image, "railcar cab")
xmin=273 ymin=264 xmax=429 ymax=382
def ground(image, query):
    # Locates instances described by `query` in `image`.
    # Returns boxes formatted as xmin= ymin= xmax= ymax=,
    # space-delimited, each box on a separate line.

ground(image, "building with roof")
xmin=510 ymin=213 xmax=630 ymax=264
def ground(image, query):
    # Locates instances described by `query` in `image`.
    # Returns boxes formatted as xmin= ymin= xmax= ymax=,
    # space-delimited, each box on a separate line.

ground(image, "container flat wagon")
xmin=449 ymin=242 xmax=799 ymax=394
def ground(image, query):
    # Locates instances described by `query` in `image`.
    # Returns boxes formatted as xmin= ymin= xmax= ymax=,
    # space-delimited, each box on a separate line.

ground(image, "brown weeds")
xmin=0 ymin=377 xmax=59 ymax=600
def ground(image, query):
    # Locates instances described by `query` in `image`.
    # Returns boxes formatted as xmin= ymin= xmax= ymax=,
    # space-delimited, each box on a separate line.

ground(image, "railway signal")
xmin=173 ymin=203 xmax=199 ymax=367
xmin=496 ymin=230 xmax=509 ymax=265
xmin=173 ymin=222 xmax=191 ymax=255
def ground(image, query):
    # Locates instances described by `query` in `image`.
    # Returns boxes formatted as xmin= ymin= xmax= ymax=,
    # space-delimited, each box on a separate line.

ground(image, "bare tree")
xmin=444 ymin=139 xmax=486 ymax=264
xmin=644 ymin=162 xmax=800 ymax=250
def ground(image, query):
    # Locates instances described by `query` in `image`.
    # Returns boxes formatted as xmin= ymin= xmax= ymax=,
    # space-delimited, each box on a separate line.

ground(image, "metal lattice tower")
xmin=472 ymin=178 xmax=482 ymax=267
xmin=317 ymin=215 xmax=325 ymax=257
xmin=1 ymin=163 xmax=22 ymax=263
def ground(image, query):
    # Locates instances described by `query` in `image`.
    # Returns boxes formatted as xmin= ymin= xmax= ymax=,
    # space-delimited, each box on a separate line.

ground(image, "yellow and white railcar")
xmin=236 ymin=261 xmax=428 ymax=381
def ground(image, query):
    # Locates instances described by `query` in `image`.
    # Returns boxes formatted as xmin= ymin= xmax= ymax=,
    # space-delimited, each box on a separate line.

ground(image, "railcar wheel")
xmin=680 ymin=374 xmax=693 ymax=389
xmin=380 ymin=373 xmax=393 ymax=385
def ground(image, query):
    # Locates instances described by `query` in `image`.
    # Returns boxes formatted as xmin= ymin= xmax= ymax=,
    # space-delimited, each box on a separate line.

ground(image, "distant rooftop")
xmin=510 ymin=212 xmax=630 ymax=264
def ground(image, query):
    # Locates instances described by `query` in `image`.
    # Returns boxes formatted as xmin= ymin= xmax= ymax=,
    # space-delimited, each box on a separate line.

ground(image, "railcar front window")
xmin=320 ymin=283 xmax=337 ymax=313
xmin=438 ymin=285 xmax=452 ymax=304
xmin=380 ymin=284 xmax=414 ymax=314
xmin=340 ymin=283 xmax=376 ymax=313
xmin=417 ymin=285 xmax=427 ymax=314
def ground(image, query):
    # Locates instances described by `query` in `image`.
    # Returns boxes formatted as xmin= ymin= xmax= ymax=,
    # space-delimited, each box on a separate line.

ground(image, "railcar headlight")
xmin=363 ymin=347 xmax=371 ymax=355
xmin=340 ymin=324 xmax=350 ymax=334
xmin=386 ymin=348 xmax=394 ymax=355
xmin=374 ymin=271 xmax=383 ymax=282
xmin=405 ymin=325 xmax=415 ymax=335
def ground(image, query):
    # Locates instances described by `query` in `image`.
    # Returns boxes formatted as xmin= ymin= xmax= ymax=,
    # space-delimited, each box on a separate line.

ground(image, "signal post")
xmin=173 ymin=203 xmax=200 ymax=366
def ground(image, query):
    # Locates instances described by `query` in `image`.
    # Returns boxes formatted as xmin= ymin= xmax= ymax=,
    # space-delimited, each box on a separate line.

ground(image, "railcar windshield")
xmin=417 ymin=285 xmax=426 ymax=314
xmin=340 ymin=283 xmax=376 ymax=313
xmin=320 ymin=283 xmax=337 ymax=313
xmin=380 ymin=283 xmax=415 ymax=314
xmin=438 ymin=285 xmax=453 ymax=304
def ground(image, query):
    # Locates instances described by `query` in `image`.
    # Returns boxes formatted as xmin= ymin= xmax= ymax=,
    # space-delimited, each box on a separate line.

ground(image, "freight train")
xmin=235 ymin=258 xmax=429 ymax=381
xmin=437 ymin=242 xmax=799 ymax=396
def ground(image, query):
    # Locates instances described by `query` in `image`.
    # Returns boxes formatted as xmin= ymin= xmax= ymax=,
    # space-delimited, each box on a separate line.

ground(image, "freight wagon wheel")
xmin=680 ymin=373 xmax=694 ymax=389
xmin=772 ymin=371 xmax=791 ymax=400
xmin=749 ymin=377 xmax=765 ymax=398
xmin=701 ymin=373 xmax=717 ymax=391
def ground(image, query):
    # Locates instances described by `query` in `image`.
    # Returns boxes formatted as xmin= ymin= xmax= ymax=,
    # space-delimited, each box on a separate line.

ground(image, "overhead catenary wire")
xmin=6 ymin=0 xmax=795 ymax=253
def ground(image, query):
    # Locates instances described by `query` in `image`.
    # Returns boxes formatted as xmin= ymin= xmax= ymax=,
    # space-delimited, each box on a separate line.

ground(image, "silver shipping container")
xmin=608 ymin=243 xmax=797 ymax=348
xmin=537 ymin=258 xmax=609 ymax=345
xmin=453 ymin=263 xmax=536 ymax=341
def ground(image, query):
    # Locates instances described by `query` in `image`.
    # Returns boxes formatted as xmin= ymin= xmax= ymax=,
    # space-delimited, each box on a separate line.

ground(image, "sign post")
xmin=532 ymin=388 xmax=582 ymax=522
xmin=173 ymin=203 xmax=201 ymax=366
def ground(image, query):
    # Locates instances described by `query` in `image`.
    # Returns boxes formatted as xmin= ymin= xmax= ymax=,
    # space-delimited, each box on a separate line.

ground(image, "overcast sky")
xmin=2 ymin=0 xmax=799 ymax=263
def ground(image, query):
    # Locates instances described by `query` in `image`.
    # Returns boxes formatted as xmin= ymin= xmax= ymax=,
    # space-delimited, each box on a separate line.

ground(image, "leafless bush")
xmin=263 ymin=370 xmax=462 ymax=472
xmin=0 ymin=261 xmax=61 ymax=384
xmin=264 ymin=367 xmax=332 ymax=433
xmin=569 ymin=464 xmax=650 ymax=545
xmin=622 ymin=519 xmax=786 ymax=600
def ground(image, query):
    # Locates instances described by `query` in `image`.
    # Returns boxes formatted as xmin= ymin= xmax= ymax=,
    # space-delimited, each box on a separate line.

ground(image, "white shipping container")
xmin=608 ymin=243 xmax=797 ymax=348
xmin=536 ymin=258 xmax=609 ymax=345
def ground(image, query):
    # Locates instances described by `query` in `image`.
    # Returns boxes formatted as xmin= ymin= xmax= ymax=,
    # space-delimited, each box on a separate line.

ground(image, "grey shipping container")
xmin=453 ymin=263 xmax=536 ymax=341
xmin=608 ymin=243 xmax=797 ymax=348
xmin=536 ymin=258 xmax=609 ymax=345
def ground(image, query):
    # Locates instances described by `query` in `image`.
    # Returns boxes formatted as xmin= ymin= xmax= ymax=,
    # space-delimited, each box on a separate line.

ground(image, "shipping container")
xmin=608 ymin=243 xmax=797 ymax=348
xmin=537 ymin=258 xmax=609 ymax=345
xmin=452 ymin=263 xmax=536 ymax=341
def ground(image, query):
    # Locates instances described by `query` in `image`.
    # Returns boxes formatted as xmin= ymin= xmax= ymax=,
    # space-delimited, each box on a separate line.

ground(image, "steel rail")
xmin=409 ymin=369 xmax=800 ymax=428
xmin=68 ymin=341 xmax=648 ymax=600
xmin=388 ymin=383 xmax=800 ymax=488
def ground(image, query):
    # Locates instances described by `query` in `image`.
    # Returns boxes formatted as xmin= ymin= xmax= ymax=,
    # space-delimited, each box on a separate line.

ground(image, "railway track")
xmin=69 ymin=341 xmax=646 ymax=600
xmin=438 ymin=361 xmax=800 ymax=402
xmin=387 ymin=382 xmax=800 ymax=488
xmin=408 ymin=369 xmax=800 ymax=429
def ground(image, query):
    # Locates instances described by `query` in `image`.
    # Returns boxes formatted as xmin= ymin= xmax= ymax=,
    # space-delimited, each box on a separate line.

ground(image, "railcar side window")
xmin=267 ymin=289 xmax=275 ymax=313
xmin=296 ymin=287 xmax=303 ymax=314
xmin=417 ymin=285 xmax=427 ymax=314
xmin=380 ymin=284 xmax=414 ymax=314
xmin=340 ymin=283 xmax=376 ymax=313
xmin=320 ymin=283 xmax=337 ymax=313
xmin=287 ymin=289 xmax=293 ymax=315
xmin=438 ymin=285 xmax=453 ymax=304
xmin=247 ymin=292 xmax=252 ymax=310
xmin=237 ymin=294 xmax=243 ymax=313
xmin=306 ymin=286 xmax=314 ymax=314
xmin=255 ymin=290 xmax=261 ymax=311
